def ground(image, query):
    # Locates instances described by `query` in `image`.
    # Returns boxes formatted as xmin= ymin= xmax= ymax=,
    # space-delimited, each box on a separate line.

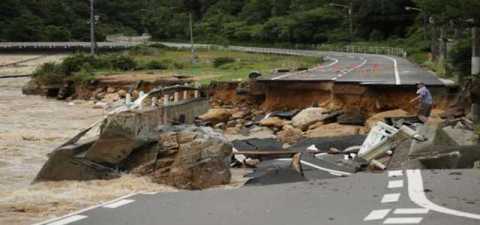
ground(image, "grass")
xmin=31 ymin=47 xmax=324 ymax=85
xmin=130 ymin=48 xmax=323 ymax=84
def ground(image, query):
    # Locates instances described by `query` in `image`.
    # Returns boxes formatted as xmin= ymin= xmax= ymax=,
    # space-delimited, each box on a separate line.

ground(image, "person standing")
xmin=410 ymin=82 xmax=433 ymax=123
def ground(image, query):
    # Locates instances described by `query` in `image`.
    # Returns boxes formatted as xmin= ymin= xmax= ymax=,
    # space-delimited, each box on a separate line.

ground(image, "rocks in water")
xmin=146 ymin=126 xmax=232 ymax=189
xmin=34 ymin=138 xmax=120 ymax=182
xmin=86 ymin=110 xmax=162 ymax=164
xmin=292 ymin=107 xmax=329 ymax=130
xmin=198 ymin=108 xmax=232 ymax=125
xmin=34 ymin=109 xmax=232 ymax=190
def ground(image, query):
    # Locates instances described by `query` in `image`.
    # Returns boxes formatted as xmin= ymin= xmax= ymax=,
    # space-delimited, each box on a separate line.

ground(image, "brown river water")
xmin=0 ymin=57 xmax=178 ymax=225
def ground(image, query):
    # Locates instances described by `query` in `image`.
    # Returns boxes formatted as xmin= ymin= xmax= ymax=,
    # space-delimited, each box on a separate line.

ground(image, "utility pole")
xmin=329 ymin=2 xmax=354 ymax=43
xmin=473 ymin=24 xmax=480 ymax=75
xmin=189 ymin=12 xmax=196 ymax=64
xmin=90 ymin=0 xmax=96 ymax=55
xmin=349 ymin=2 xmax=353 ymax=44
xmin=405 ymin=7 xmax=428 ymax=42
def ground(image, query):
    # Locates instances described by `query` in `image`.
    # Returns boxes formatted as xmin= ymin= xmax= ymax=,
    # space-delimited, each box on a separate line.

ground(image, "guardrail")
xmin=159 ymin=42 xmax=407 ymax=58
xmin=0 ymin=41 xmax=407 ymax=58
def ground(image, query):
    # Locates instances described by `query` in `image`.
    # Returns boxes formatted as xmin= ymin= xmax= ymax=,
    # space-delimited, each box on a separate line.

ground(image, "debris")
xmin=198 ymin=108 xmax=232 ymax=125
xmin=366 ymin=109 xmax=409 ymax=130
xmin=292 ymin=107 xmax=329 ymax=130
xmin=370 ymin=159 xmax=387 ymax=170
xmin=305 ymin=123 xmax=362 ymax=138
xmin=358 ymin=122 xmax=422 ymax=163
xmin=337 ymin=111 xmax=366 ymax=126
xmin=277 ymin=125 xmax=303 ymax=144
xmin=258 ymin=116 xmax=286 ymax=128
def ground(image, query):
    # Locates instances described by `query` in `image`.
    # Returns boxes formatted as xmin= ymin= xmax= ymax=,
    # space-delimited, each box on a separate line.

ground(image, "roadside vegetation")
xmin=32 ymin=45 xmax=323 ymax=85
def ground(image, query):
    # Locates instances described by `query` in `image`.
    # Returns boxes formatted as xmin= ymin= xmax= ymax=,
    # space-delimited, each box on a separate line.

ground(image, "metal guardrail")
xmin=0 ymin=41 xmax=407 ymax=58
xmin=159 ymin=42 xmax=407 ymax=58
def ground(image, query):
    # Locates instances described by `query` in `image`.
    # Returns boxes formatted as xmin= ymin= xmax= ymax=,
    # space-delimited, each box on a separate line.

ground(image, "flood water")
xmin=0 ymin=65 xmax=177 ymax=225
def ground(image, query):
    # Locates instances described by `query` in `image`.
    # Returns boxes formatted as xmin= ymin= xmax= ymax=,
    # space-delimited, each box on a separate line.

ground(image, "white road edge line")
xmin=33 ymin=192 xmax=139 ymax=225
xmin=276 ymin=159 xmax=351 ymax=176
xmin=380 ymin=55 xmax=401 ymax=85
xmin=272 ymin=56 xmax=339 ymax=80
xmin=388 ymin=180 xmax=404 ymax=189
xmin=382 ymin=193 xmax=401 ymax=203
xmin=384 ymin=217 xmax=423 ymax=224
xmin=364 ymin=209 xmax=392 ymax=221
xmin=394 ymin=208 xmax=430 ymax=214
xmin=103 ymin=199 xmax=135 ymax=209
xmin=407 ymin=170 xmax=480 ymax=220
xmin=46 ymin=215 xmax=88 ymax=225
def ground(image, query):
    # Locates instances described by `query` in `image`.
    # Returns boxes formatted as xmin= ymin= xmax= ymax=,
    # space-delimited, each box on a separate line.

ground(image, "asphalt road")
xmin=262 ymin=52 xmax=444 ymax=86
xmin=0 ymin=42 xmax=444 ymax=86
xmin=38 ymin=169 xmax=480 ymax=225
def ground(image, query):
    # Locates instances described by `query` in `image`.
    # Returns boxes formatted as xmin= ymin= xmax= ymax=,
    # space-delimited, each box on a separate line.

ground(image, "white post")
xmin=174 ymin=92 xmax=180 ymax=103
xmin=194 ymin=90 xmax=200 ymax=98
xmin=151 ymin=97 xmax=157 ymax=107
xmin=183 ymin=90 xmax=188 ymax=100
xmin=163 ymin=94 xmax=169 ymax=105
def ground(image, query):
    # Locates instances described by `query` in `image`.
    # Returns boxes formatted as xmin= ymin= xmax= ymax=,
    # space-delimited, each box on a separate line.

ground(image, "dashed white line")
xmin=47 ymin=215 xmax=87 ymax=225
xmin=384 ymin=217 xmax=423 ymax=224
xmin=364 ymin=209 xmax=392 ymax=221
xmin=388 ymin=170 xmax=403 ymax=177
xmin=382 ymin=193 xmax=401 ymax=203
xmin=103 ymin=199 xmax=135 ymax=209
xmin=394 ymin=208 xmax=430 ymax=215
xmin=388 ymin=180 xmax=404 ymax=189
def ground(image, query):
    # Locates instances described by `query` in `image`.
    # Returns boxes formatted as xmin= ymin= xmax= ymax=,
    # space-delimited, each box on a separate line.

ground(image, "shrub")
xmin=145 ymin=60 xmax=168 ymax=70
xmin=32 ymin=63 xmax=66 ymax=85
xmin=213 ymin=57 xmax=235 ymax=68
xmin=61 ymin=54 xmax=96 ymax=75
xmin=108 ymin=55 xmax=137 ymax=71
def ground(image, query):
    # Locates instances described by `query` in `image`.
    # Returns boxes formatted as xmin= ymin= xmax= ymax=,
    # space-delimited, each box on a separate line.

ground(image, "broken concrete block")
xmin=292 ymin=107 xmax=328 ymax=130
xmin=438 ymin=126 xmax=479 ymax=146
xmin=86 ymin=109 xmax=161 ymax=164
xmin=34 ymin=138 xmax=120 ymax=182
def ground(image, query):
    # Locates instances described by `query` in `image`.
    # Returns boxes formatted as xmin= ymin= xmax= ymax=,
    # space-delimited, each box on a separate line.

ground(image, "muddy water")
xmin=0 ymin=77 xmax=178 ymax=225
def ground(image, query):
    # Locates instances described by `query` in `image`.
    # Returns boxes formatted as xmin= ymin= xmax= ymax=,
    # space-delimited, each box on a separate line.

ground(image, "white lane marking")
xmin=33 ymin=192 xmax=138 ymax=225
xmin=276 ymin=159 xmax=351 ymax=176
xmin=103 ymin=199 xmax=135 ymax=209
xmin=394 ymin=208 xmax=430 ymax=215
xmin=389 ymin=170 xmax=403 ymax=177
xmin=384 ymin=217 xmax=423 ymax=224
xmin=379 ymin=55 xmax=401 ymax=85
xmin=272 ymin=57 xmax=339 ymax=80
xmin=388 ymin=180 xmax=404 ymax=189
xmin=47 ymin=215 xmax=87 ymax=225
xmin=407 ymin=170 xmax=480 ymax=220
xmin=364 ymin=209 xmax=392 ymax=221
xmin=382 ymin=193 xmax=401 ymax=203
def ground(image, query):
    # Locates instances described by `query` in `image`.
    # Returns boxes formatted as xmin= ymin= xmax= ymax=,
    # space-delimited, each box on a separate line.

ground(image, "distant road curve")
xmin=0 ymin=42 xmax=444 ymax=86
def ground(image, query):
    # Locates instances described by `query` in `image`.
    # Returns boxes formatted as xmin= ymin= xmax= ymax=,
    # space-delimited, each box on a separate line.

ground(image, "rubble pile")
xmin=34 ymin=109 xmax=232 ymax=190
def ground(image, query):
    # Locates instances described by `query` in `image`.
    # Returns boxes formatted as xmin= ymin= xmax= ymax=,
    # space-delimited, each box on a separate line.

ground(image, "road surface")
xmin=36 ymin=169 xmax=480 ymax=225
xmin=0 ymin=42 xmax=444 ymax=86
xmin=260 ymin=53 xmax=443 ymax=86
